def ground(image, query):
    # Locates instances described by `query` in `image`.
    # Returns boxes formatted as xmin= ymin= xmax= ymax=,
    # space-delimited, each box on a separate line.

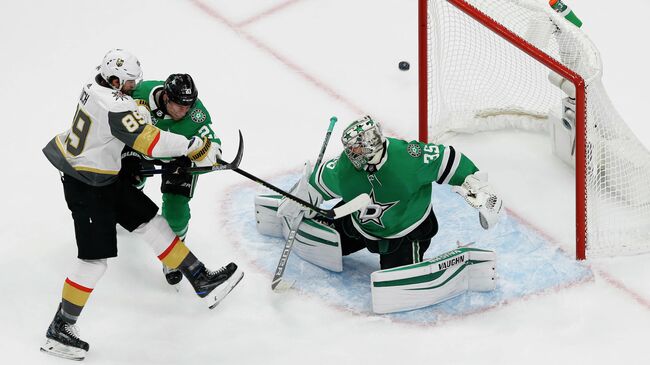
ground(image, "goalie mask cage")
xmin=418 ymin=0 xmax=650 ymax=259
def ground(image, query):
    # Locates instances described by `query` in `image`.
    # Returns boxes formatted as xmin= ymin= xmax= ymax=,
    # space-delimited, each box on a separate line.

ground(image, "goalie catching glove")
xmin=452 ymin=171 xmax=503 ymax=229
xmin=277 ymin=161 xmax=323 ymax=220
xmin=186 ymin=136 xmax=222 ymax=167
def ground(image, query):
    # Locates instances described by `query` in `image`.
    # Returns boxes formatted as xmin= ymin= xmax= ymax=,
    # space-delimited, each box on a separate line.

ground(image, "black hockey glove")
xmin=119 ymin=148 xmax=146 ymax=186
xmin=161 ymin=156 xmax=194 ymax=197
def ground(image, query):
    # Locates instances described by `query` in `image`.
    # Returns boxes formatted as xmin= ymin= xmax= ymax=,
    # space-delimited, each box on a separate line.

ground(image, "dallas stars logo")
xmin=190 ymin=108 xmax=206 ymax=123
xmin=358 ymin=190 xmax=398 ymax=228
xmin=407 ymin=143 xmax=422 ymax=157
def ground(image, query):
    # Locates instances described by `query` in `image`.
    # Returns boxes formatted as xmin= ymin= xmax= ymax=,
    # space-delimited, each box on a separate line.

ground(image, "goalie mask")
xmin=341 ymin=116 xmax=386 ymax=170
xmin=98 ymin=49 xmax=143 ymax=90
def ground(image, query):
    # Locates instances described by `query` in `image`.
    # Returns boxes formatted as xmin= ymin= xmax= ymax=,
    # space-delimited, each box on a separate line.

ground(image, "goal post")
xmin=418 ymin=0 xmax=650 ymax=260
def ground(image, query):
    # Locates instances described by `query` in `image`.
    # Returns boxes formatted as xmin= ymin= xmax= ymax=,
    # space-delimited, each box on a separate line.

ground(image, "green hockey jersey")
xmin=131 ymin=80 xmax=220 ymax=144
xmin=310 ymin=137 xmax=478 ymax=239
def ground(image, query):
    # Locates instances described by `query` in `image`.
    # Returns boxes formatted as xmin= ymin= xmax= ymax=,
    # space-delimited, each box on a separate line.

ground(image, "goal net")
xmin=419 ymin=0 xmax=650 ymax=259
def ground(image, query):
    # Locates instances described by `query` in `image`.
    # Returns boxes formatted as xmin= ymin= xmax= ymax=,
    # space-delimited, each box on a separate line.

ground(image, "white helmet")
xmin=98 ymin=49 xmax=143 ymax=90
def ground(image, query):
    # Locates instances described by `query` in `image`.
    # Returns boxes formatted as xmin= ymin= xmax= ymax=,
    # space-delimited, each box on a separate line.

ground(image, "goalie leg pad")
xmin=467 ymin=249 xmax=497 ymax=291
xmin=371 ymin=247 xmax=496 ymax=314
xmin=256 ymin=194 xmax=343 ymax=271
xmin=281 ymin=216 xmax=343 ymax=272
xmin=255 ymin=194 xmax=284 ymax=238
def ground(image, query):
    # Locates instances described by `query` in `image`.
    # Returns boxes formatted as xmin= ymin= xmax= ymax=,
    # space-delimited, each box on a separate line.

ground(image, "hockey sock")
xmin=161 ymin=193 xmax=191 ymax=240
xmin=60 ymin=259 xmax=107 ymax=324
xmin=158 ymin=236 xmax=202 ymax=272
xmin=135 ymin=215 xmax=201 ymax=272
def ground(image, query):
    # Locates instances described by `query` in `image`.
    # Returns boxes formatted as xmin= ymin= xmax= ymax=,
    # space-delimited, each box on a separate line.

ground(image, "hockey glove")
xmin=120 ymin=148 xmax=146 ymax=186
xmin=277 ymin=161 xmax=323 ymax=220
xmin=163 ymin=156 xmax=193 ymax=187
xmin=186 ymin=136 xmax=222 ymax=167
xmin=134 ymin=101 xmax=153 ymax=124
xmin=451 ymin=171 xmax=503 ymax=229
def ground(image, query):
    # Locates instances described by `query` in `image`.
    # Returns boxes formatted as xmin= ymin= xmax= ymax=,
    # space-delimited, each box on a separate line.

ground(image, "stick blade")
xmin=272 ymin=278 xmax=295 ymax=292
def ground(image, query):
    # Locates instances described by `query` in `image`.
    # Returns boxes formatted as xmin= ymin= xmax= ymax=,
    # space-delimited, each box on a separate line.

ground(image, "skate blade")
xmin=271 ymin=279 xmax=295 ymax=292
xmin=207 ymin=269 xmax=244 ymax=309
xmin=169 ymin=283 xmax=181 ymax=293
xmin=40 ymin=338 xmax=86 ymax=361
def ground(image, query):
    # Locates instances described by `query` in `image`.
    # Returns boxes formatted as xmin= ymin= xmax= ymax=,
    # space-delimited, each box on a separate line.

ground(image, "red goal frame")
xmin=417 ymin=0 xmax=588 ymax=259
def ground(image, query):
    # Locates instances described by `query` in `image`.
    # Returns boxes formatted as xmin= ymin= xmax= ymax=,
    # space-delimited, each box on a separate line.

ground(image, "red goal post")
xmin=418 ymin=0 xmax=650 ymax=260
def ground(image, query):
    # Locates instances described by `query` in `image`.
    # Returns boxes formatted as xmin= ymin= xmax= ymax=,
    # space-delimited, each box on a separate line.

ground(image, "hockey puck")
xmin=398 ymin=61 xmax=410 ymax=71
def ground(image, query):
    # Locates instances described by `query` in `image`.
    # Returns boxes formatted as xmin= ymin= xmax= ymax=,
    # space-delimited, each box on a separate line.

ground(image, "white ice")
xmin=1 ymin=0 xmax=649 ymax=364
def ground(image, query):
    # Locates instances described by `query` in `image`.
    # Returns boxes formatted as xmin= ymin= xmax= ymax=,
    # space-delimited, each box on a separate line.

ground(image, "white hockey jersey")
xmin=43 ymin=75 xmax=193 ymax=186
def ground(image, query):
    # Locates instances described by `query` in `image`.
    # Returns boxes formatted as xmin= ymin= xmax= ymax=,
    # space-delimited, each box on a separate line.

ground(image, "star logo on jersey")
xmin=357 ymin=190 xmax=398 ymax=228
xmin=407 ymin=143 xmax=422 ymax=157
xmin=190 ymin=108 xmax=206 ymax=123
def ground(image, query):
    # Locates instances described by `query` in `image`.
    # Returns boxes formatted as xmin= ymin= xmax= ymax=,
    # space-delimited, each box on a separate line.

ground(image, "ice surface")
xmin=1 ymin=0 xmax=648 ymax=364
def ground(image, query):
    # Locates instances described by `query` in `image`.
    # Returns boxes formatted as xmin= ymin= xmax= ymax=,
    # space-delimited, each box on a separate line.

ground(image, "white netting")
xmin=426 ymin=0 xmax=650 ymax=257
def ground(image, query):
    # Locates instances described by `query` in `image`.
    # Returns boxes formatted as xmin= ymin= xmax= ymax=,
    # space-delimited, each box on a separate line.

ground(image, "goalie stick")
xmin=270 ymin=192 xmax=370 ymax=290
xmin=230 ymin=165 xmax=369 ymax=220
xmin=139 ymin=130 xmax=244 ymax=175
xmin=271 ymin=117 xmax=342 ymax=291
xmin=138 ymin=128 xmax=368 ymax=220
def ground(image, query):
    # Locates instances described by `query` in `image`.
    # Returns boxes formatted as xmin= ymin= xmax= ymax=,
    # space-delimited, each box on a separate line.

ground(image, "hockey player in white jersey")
xmin=40 ymin=49 xmax=243 ymax=361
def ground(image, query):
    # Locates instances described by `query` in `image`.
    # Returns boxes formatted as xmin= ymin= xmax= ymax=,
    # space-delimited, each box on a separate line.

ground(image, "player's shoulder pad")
xmin=398 ymin=138 xmax=426 ymax=159
xmin=107 ymin=92 xmax=137 ymax=112
xmin=189 ymin=101 xmax=210 ymax=124
xmin=139 ymin=80 xmax=164 ymax=88
xmin=92 ymin=87 xmax=137 ymax=113
xmin=131 ymin=80 xmax=164 ymax=101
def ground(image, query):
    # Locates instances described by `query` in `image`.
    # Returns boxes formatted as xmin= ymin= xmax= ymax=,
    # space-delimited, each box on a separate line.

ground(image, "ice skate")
xmin=163 ymin=264 xmax=183 ymax=290
xmin=185 ymin=262 xmax=244 ymax=309
xmin=40 ymin=305 xmax=89 ymax=361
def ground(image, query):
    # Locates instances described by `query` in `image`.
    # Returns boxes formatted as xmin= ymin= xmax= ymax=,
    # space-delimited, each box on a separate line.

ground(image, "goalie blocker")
xmin=255 ymin=195 xmax=497 ymax=313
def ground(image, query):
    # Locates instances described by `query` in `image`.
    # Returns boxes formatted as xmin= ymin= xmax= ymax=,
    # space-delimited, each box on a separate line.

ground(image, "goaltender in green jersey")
xmin=255 ymin=115 xmax=502 ymax=313
xmin=121 ymin=74 xmax=220 ymax=286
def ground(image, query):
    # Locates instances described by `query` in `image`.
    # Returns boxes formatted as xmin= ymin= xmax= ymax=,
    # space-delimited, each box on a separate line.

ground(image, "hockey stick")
xmin=271 ymin=117 xmax=338 ymax=291
xmin=139 ymin=130 xmax=244 ymax=175
xmin=229 ymin=164 xmax=368 ymax=220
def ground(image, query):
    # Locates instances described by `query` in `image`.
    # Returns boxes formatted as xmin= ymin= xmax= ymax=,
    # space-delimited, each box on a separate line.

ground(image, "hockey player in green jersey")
xmin=256 ymin=115 xmax=500 ymax=312
xmin=41 ymin=50 xmax=243 ymax=361
xmin=275 ymin=115 xmax=503 ymax=269
xmin=121 ymin=73 xmax=219 ymax=286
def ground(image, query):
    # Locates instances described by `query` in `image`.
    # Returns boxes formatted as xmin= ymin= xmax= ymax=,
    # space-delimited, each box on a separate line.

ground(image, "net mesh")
xmin=426 ymin=0 xmax=650 ymax=257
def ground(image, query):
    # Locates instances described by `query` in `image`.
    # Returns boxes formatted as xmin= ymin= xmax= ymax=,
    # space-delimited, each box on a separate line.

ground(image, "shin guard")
xmin=61 ymin=259 xmax=107 ymax=323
